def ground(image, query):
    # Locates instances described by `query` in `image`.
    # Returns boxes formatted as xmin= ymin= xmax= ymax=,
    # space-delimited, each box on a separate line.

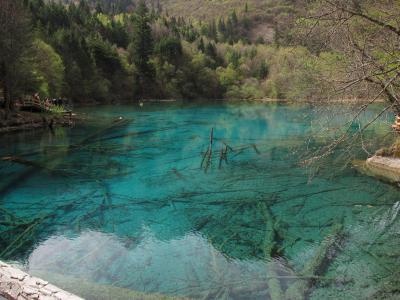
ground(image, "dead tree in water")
xmin=201 ymin=129 xmax=262 ymax=172
xmin=201 ymin=128 xmax=214 ymax=172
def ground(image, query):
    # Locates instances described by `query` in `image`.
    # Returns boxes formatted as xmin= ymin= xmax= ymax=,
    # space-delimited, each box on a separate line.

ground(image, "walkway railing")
xmin=19 ymin=99 xmax=72 ymax=114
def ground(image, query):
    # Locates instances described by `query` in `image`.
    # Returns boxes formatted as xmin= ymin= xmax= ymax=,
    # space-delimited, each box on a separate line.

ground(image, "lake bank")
xmin=0 ymin=109 xmax=82 ymax=134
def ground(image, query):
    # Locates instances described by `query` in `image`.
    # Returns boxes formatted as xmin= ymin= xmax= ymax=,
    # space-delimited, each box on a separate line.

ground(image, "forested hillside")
xmin=1 ymin=0 xmax=398 ymax=110
xmin=58 ymin=0 xmax=299 ymax=43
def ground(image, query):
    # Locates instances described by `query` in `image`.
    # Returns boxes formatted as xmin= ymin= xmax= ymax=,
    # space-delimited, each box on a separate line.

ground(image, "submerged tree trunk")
xmin=260 ymin=202 xmax=285 ymax=300
xmin=285 ymin=223 xmax=344 ymax=300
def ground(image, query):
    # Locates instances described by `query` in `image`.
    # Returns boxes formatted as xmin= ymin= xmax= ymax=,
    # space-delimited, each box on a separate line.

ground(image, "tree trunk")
xmin=3 ymin=79 xmax=12 ymax=119
xmin=0 ymin=61 xmax=13 ymax=118
xmin=0 ymin=62 xmax=5 ymax=111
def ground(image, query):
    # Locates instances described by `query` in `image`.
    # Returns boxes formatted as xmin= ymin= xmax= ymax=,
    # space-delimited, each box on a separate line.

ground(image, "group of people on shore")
xmin=32 ymin=93 xmax=65 ymax=107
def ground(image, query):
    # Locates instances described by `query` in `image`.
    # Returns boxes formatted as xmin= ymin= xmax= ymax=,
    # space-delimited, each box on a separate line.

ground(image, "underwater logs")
xmin=285 ymin=223 xmax=344 ymax=300
xmin=260 ymin=202 xmax=285 ymax=300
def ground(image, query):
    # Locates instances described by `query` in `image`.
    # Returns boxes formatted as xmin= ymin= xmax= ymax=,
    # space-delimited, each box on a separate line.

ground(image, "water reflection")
xmin=27 ymin=230 xmax=285 ymax=298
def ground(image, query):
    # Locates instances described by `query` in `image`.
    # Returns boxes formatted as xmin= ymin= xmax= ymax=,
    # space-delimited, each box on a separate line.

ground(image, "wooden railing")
xmin=19 ymin=98 xmax=50 ymax=111
xmin=19 ymin=98 xmax=71 ymax=113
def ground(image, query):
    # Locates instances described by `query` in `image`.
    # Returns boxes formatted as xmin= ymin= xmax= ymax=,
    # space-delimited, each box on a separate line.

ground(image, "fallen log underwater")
xmin=92 ymin=125 xmax=179 ymax=143
xmin=285 ymin=223 xmax=344 ymax=300
xmin=186 ymin=169 xmax=347 ymax=299
xmin=0 ymin=117 xmax=131 ymax=178
xmin=0 ymin=211 xmax=57 ymax=259
xmin=0 ymin=177 xmax=121 ymax=260
xmin=180 ymin=189 xmax=348 ymax=300
xmin=260 ymin=202 xmax=285 ymax=300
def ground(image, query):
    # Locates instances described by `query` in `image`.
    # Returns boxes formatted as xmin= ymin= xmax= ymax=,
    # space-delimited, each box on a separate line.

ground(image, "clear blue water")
xmin=0 ymin=102 xmax=399 ymax=299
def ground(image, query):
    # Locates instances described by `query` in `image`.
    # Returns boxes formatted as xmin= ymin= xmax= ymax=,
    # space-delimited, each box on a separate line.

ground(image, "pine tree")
xmin=218 ymin=17 xmax=226 ymax=33
xmin=209 ymin=19 xmax=218 ymax=41
xmin=131 ymin=0 xmax=154 ymax=98
xmin=217 ymin=17 xmax=226 ymax=41
xmin=205 ymin=42 xmax=217 ymax=60
xmin=230 ymin=10 xmax=238 ymax=26
xmin=198 ymin=37 xmax=205 ymax=52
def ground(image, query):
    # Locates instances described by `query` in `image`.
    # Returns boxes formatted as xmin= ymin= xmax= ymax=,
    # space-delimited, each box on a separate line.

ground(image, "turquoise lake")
xmin=0 ymin=102 xmax=399 ymax=299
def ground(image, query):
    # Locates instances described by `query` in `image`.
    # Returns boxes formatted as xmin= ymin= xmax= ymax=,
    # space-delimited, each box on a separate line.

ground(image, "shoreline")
xmin=0 ymin=110 xmax=82 ymax=135
xmin=0 ymin=97 xmax=389 ymax=134
xmin=87 ymin=97 xmax=387 ymax=107
xmin=0 ymin=260 xmax=82 ymax=300
xmin=241 ymin=97 xmax=387 ymax=104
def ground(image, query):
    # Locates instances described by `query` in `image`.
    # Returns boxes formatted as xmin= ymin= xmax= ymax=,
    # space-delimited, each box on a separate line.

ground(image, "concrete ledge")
xmin=0 ymin=261 xmax=83 ymax=300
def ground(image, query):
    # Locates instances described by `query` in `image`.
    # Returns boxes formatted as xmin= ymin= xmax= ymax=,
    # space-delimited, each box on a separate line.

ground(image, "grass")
xmin=48 ymin=105 xmax=67 ymax=114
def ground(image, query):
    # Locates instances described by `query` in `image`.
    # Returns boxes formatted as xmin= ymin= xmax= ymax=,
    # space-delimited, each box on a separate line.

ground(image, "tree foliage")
xmin=130 ymin=0 xmax=154 ymax=97
xmin=0 ymin=0 xmax=33 ymax=113
xmin=32 ymin=39 xmax=65 ymax=97
xmin=298 ymin=0 xmax=400 ymax=109
xmin=2 ymin=0 xmax=395 ymax=107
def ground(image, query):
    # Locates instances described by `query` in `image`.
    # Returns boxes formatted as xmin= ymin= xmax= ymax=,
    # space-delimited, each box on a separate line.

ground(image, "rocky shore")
xmin=354 ymin=155 xmax=400 ymax=184
xmin=365 ymin=155 xmax=400 ymax=183
xmin=0 ymin=261 xmax=82 ymax=300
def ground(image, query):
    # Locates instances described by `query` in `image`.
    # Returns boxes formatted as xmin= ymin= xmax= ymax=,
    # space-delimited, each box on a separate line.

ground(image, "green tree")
xmin=32 ymin=39 xmax=65 ymax=97
xmin=197 ymin=37 xmax=205 ymax=53
xmin=205 ymin=42 xmax=217 ymax=60
xmin=256 ymin=60 xmax=269 ymax=79
xmin=0 ymin=0 xmax=32 ymax=115
xmin=216 ymin=65 xmax=242 ymax=90
xmin=155 ymin=36 xmax=182 ymax=63
xmin=130 ymin=0 xmax=154 ymax=98
xmin=208 ymin=20 xmax=218 ymax=41
xmin=226 ymin=50 xmax=241 ymax=69
xmin=230 ymin=10 xmax=238 ymax=26
xmin=218 ymin=18 xmax=226 ymax=36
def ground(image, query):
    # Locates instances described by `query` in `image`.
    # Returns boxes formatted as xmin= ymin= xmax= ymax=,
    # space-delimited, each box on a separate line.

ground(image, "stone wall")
xmin=0 ymin=261 xmax=83 ymax=300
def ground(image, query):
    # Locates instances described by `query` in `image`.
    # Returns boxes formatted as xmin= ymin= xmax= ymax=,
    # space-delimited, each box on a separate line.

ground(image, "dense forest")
xmin=1 ymin=0 xmax=399 ymax=110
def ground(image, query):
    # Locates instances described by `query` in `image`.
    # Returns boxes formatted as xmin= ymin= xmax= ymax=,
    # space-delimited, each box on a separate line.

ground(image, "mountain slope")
xmin=158 ymin=0 xmax=298 ymax=44
xmin=52 ymin=0 xmax=300 ymax=43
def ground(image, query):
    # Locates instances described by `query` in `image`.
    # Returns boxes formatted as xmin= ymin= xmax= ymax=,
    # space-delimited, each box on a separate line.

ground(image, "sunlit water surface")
xmin=0 ymin=102 xmax=399 ymax=299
